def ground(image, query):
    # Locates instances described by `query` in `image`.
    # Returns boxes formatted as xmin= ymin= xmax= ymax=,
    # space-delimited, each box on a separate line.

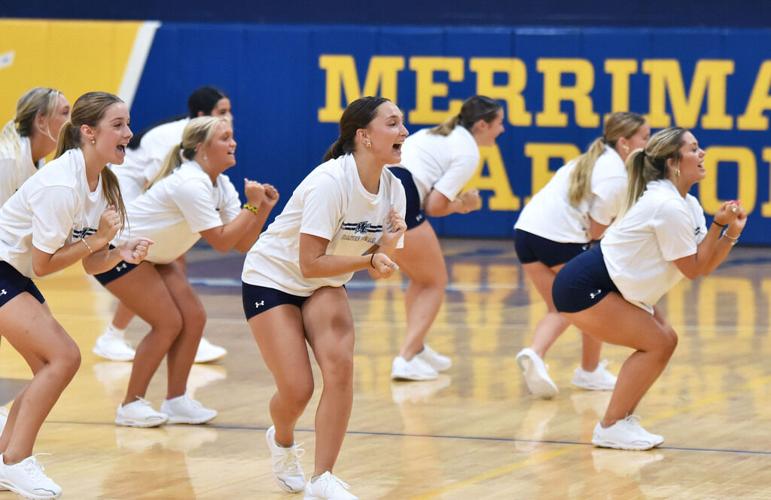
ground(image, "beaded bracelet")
xmin=243 ymin=203 xmax=260 ymax=215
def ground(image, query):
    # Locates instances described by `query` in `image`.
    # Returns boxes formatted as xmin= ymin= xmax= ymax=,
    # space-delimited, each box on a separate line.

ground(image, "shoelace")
xmin=134 ymin=397 xmax=153 ymax=407
xmin=276 ymin=444 xmax=305 ymax=473
xmin=19 ymin=454 xmax=52 ymax=482
xmin=328 ymin=474 xmax=351 ymax=491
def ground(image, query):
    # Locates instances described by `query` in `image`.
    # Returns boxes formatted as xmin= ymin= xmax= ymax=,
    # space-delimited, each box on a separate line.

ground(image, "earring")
xmin=675 ymin=167 xmax=681 ymax=177
xmin=364 ymin=140 xmax=371 ymax=148
xmin=623 ymin=144 xmax=629 ymax=153
xmin=91 ymin=139 xmax=96 ymax=145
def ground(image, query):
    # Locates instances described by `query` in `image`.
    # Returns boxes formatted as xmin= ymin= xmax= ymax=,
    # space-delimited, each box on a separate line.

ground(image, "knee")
xmin=183 ymin=304 xmax=207 ymax=338
xmin=55 ymin=341 xmax=81 ymax=377
xmin=320 ymin=350 xmax=354 ymax=386
xmin=281 ymin=380 xmax=314 ymax=410
xmin=653 ymin=325 xmax=678 ymax=361
xmin=152 ymin=308 xmax=184 ymax=340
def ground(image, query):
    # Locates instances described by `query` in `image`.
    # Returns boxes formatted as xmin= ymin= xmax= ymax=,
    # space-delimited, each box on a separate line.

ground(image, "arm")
xmin=424 ymin=188 xmax=481 ymax=217
xmin=587 ymin=217 xmax=610 ymax=240
xmin=234 ymin=184 xmax=280 ymax=252
xmin=673 ymin=201 xmax=743 ymax=279
xmin=82 ymin=237 xmax=153 ymax=275
xmin=299 ymin=233 xmax=397 ymax=279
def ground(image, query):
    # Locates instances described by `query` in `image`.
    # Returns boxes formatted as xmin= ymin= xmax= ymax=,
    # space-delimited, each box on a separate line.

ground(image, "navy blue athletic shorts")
xmin=552 ymin=244 xmax=619 ymax=313
xmin=242 ymin=282 xmax=309 ymax=320
xmin=94 ymin=260 xmax=139 ymax=285
xmin=387 ymin=166 xmax=426 ymax=230
xmin=514 ymin=229 xmax=590 ymax=267
xmin=0 ymin=261 xmax=45 ymax=308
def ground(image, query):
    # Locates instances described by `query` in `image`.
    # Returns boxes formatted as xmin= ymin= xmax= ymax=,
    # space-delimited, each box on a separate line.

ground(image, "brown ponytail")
xmin=429 ymin=95 xmax=501 ymax=137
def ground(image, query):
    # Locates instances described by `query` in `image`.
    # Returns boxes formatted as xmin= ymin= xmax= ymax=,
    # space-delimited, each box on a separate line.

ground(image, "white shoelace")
xmin=276 ymin=444 xmax=305 ymax=474
xmin=19 ymin=454 xmax=52 ymax=483
xmin=328 ymin=474 xmax=351 ymax=491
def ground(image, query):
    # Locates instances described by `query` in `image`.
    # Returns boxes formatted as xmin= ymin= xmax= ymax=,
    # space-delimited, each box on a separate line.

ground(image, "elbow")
xmin=299 ymin=260 xmax=318 ymax=279
xmin=32 ymin=263 xmax=53 ymax=277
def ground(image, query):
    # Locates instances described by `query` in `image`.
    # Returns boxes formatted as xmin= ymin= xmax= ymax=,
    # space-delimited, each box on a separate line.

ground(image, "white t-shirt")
xmin=112 ymin=118 xmax=189 ymax=201
xmin=0 ymin=148 xmax=106 ymax=278
xmin=113 ymin=160 xmax=241 ymax=264
xmin=515 ymin=146 xmax=627 ymax=243
xmin=0 ymin=121 xmax=44 ymax=206
xmin=397 ymin=126 xmax=479 ymax=204
xmin=242 ymin=154 xmax=406 ymax=296
xmin=602 ymin=179 xmax=707 ymax=313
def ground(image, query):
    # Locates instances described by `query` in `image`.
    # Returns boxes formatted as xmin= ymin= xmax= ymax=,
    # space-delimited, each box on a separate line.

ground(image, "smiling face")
xmin=673 ymin=131 xmax=706 ymax=184
xmin=360 ymin=101 xmax=409 ymax=165
xmin=88 ymin=102 xmax=132 ymax=165
xmin=471 ymin=108 xmax=505 ymax=147
xmin=199 ymin=120 xmax=237 ymax=171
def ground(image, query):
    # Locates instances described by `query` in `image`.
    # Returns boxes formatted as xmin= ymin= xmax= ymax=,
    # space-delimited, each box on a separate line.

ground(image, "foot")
xmin=115 ymin=398 xmax=168 ymax=428
xmin=265 ymin=426 xmax=305 ymax=493
xmin=516 ymin=348 xmax=558 ymax=399
xmin=303 ymin=471 xmax=357 ymax=500
xmin=572 ymin=360 xmax=617 ymax=391
xmin=92 ymin=328 xmax=135 ymax=362
xmin=194 ymin=337 xmax=227 ymax=363
xmin=591 ymin=415 xmax=664 ymax=451
xmin=391 ymin=355 xmax=438 ymax=381
xmin=160 ymin=395 xmax=217 ymax=424
xmin=414 ymin=344 xmax=452 ymax=372
xmin=0 ymin=454 xmax=62 ymax=499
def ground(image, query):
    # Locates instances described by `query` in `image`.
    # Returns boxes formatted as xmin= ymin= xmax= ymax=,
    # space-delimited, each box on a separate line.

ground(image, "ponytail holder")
xmin=179 ymin=143 xmax=184 ymax=150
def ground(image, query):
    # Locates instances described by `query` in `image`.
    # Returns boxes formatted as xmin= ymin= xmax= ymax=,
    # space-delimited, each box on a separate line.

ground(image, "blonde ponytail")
xmin=567 ymin=138 xmax=606 ymax=207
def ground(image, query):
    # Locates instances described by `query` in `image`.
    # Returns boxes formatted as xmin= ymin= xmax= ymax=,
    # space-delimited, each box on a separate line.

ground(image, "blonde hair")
xmin=149 ymin=116 xmax=229 ymax=187
xmin=14 ymin=87 xmax=63 ymax=138
xmin=430 ymin=95 xmax=502 ymax=136
xmin=567 ymin=112 xmax=646 ymax=208
xmin=624 ymin=127 xmax=688 ymax=213
xmin=54 ymin=91 xmax=127 ymax=226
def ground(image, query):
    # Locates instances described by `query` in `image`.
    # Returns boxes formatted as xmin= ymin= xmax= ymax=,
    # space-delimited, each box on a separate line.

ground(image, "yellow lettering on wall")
xmin=465 ymin=145 xmax=520 ymax=210
xmin=469 ymin=57 xmax=532 ymax=126
xmin=737 ymin=61 xmax=771 ymax=130
xmin=700 ymin=146 xmax=756 ymax=214
xmin=408 ymin=57 xmax=464 ymax=124
xmin=523 ymin=143 xmax=581 ymax=200
xmin=643 ymin=59 xmax=734 ymax=129
xmin=318 ymin=55 xmax=405 ymax=122
xmin=535 ymin=59 xmax=600 ymax=127
xmin=604 ymin=59 xmax=638 ymax=113
xmin=761 ymin=149 xmax=771 ymax=217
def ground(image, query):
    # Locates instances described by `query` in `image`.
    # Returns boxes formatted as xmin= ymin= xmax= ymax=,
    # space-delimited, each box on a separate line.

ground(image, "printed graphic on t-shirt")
xmin=340 ymin=221 xmax=383 ymax=244
xmin=72 ymin=226 xmax=98 ymax=240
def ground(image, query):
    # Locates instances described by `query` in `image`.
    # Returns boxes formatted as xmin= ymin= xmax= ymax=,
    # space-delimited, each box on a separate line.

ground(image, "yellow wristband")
xmin=243 ymin=203 xmax=260 ymax=215
xmin=81 ymin=238 xmax=93 ymax=254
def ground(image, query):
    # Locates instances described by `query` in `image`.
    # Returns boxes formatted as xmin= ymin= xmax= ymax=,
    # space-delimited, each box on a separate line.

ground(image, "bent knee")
xmin=151 ymin=308 xmax=184 ymax=338
xmin=281 ymin=381 xmax=314 ymax=409
xmin=319 ymin=353 xmax=354 ymax=384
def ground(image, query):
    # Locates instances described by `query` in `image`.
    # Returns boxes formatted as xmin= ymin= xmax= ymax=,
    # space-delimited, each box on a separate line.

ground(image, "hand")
xmin=379 ymin=209 xmax=406 ymax=249
xmin=370 ymin=252 xmax=399 ymax=279
xmin=244 ymin=178 xmax=266 ymax=206
xmin=262 ymin=183 xmax=280 ymax=208
xmin=117 ymin=238 xmax=154 ymax=264
xmin=726 ymin=200 xmax=747 ymax=236
xmin=96 ymin=206 xmax=122 ymax=243
xmin=458 ymin=189 xmax=482 ymax=214
xmin=713 ymin=200 xmax=740 ymax=227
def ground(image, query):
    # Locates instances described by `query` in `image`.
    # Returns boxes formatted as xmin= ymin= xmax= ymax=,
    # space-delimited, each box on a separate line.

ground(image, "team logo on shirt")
xmin=694 ymin=226 xmax=701 ymax=236
xmin=340 ymin=220 xmax=382 ymax=243
xmin=72 ymin=227 xmax=98 ymax=240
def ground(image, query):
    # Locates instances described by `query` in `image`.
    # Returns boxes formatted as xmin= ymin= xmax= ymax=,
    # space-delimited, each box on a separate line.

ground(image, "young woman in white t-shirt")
xmin=93 ymin=116 xmax=276 ymax=428
xmin=552 ymin=127 xmax=747 ymax=450
xmin=242 ymin=96 xmax=406 ymax=499
xmin=0 ymin=87 xmax=71 ymax=205
xmin=514 ymin=112 xmax=650 ymax=399
xmin=94 ymin=86 xmax=233 ymax=364
xmin=0 ymin=92 xmax=149 ymax=498
xmin=387 ymin=95 xmax=505 ymax=381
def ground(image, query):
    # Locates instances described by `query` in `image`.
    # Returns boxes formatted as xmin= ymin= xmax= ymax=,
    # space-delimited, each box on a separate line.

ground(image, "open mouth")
xmin=392 ymin=143 xmax=403 ymax=152
xmin=116 ymin=145 xmax=126 ymax=154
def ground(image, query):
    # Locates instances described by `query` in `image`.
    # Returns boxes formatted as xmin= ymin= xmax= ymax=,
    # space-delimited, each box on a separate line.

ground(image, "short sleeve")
xmin=218 ymin=175 xmax=242 ymax=223
xmin=0 ymin=157 xmax=18 ymax=206
xmin=589 ymin=176 xmax=627 ymax=226
xmin=653 ymin=199 xmax=699 ymax=261
xmin=30 ymin=186 xmax=79 ymax=254
xmin=432 ymin=154 xmax=479 ymax=201
xmin=299 ymin=172 xmax=344 ymax=241
xmin=174 ymin=178 xmax=225 ymax=233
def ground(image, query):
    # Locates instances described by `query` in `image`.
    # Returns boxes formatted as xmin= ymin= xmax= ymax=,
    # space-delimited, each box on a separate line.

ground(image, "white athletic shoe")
xmin=592 ymin=415 xmax=664 ymax=450
xmin=0 ymin=454 xmax=62 ymax=499
xmin=115 ymin=398 xmax=168 ymax=428
xmin=414 ymin=344 xmax=452 ymax=372
xmin=391 ymin=356 xmax=438 ymax=381
xmin=304 ymin=471 xmax=358 ymax=500
xmin=265 ymin=426 xmax=306 ymax=493
xmin=572 ymin=360 xmax=617 ymax=391
xmin=92 ymin=328 xmax=135 ymax=362
xmin=516 ymin=348 xmax=558 ymax=399
xmin=0 ymin=407 xmax=8 ymax=435
xmin=194 ymin=338 xmax=227 ymax=363
xmin=160 ymin=395 xmax=217 ymax=424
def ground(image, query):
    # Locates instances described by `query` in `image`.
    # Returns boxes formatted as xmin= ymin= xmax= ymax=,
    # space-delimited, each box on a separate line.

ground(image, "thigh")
xmin=105 ymin=261 xmax=180 ymax=326
xmin=248 ymin=305 xmax=312 ymax=388
xmin=522 ymin=261 xmax=564 ymax=310
xmin=562 ymin=293 xmax=667 ymax=352
xmin=0 ymin=293 xmax=76 ymax=369
xmin=393 ymin=221 xmax=446 ymax=283
xmin=301 ymin=287 xmax=355 ymax=365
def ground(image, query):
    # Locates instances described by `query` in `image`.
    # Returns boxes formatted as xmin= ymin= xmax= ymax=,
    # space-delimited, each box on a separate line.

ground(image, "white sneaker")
xmin=115 ymin=398 xmax=168 ymax=428
xmin=592 ymin=415 xmax=664 ymax=450
xmin=92 ymin=328 xmax=135 ymax=362
xmin=265 ymin=426 xmax=305 ymax=492
xmin=304 ymin=471 xmax=357 ymax=500
xmin=0 ymin=455 xmax=62 ymax=499
xmin=160 ymin=395 xmax=217 ymax=424
xmin=516 ymin=348 xmax=558 ymax=399
xmin=391 ymin=356 xmax=438 ymax=381
xmin=414 ymin=344 xmax=452 ymax=372
xmin=572 ymin=360 xmax=617 ymax=390
xmin=0 ymin=406 xmax=7 ymax=434
xmin=194 ymin=337 xmax=227 ymax=363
